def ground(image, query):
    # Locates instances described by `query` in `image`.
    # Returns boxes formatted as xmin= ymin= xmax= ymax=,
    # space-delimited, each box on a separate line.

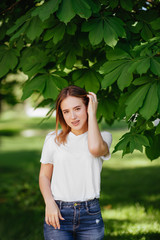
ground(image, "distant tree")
xmin=0 ymin=0 xmax=160 ymax=160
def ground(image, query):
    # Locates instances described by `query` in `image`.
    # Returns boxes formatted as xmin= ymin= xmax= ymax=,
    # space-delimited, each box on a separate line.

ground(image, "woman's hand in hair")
xmin=45 ymin=200 xmax=65 ymax=229
xmin=87 ymin=92 xmax=98 ymax=117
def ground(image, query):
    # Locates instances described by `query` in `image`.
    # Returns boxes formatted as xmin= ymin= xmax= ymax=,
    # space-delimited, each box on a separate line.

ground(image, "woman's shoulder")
xmin=46 ymin=129 xmax=62 ymax=137
xmin=100 ymin=131 xmax=112 ymax=146
xmin=44 ymin=130 xmax=62 ymax=143
xmin=100 ymin=130 xmax=112 ymax=137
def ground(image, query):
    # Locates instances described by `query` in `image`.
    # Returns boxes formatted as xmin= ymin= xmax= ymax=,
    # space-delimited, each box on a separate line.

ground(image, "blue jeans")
xmin=44 ymin=198 xmax=104 ymax=240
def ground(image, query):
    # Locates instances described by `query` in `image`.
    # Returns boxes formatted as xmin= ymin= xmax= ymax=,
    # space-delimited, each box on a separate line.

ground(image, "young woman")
xmin=39 ymin=85 xmax=112 ymax=240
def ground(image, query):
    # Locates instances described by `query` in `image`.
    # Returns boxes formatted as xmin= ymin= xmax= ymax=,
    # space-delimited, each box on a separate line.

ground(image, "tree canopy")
xmin=1 ymin=0 xmax=160 ymax=160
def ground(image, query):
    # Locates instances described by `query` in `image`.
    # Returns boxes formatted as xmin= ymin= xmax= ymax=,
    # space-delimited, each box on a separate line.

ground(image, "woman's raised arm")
xmin=87 ymin=92 xmax=109 ymax=157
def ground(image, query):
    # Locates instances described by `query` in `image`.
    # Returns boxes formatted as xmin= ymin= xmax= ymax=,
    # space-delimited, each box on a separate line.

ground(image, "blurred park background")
xmin=0 ymin=99 xmax=160 ymax=240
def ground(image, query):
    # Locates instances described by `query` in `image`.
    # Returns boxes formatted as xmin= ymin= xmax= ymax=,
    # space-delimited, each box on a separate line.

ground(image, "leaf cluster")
xmin=1 ymin=0 xmax=160 ymax=160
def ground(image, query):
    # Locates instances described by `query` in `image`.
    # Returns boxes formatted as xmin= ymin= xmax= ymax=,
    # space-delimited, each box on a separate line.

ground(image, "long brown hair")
xmin=54 ymin=85 xmax=89 ymax=145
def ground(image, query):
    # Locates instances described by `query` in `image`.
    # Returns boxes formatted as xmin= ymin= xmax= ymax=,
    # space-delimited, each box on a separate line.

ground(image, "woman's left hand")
xmin=87 ymin=92 xmax=98 ymax=117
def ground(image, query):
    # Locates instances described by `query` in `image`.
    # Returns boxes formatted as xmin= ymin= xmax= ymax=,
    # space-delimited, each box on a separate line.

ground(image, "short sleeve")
xmin=40 ymin=132 xmax=56 ymax=164
xmin=100 ymin=131 xmax=112 ymax=161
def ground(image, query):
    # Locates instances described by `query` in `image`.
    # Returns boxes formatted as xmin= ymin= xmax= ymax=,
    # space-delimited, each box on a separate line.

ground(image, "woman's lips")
xmin=71 ymin=120 xmax=80 ymax=126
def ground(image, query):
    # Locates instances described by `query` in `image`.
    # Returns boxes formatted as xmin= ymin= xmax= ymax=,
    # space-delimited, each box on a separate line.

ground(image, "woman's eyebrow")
xmin=62 ymin=105 xmax=82 ymax=111
xmin=73 ymin=105 xmax=81 ymax=109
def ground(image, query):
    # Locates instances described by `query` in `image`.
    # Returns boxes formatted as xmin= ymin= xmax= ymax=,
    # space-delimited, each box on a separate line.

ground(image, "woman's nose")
xmin=71 ymin=111 xmax=76 ymax=119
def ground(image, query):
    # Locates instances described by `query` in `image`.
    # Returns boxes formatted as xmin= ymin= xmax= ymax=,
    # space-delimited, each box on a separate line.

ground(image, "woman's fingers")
xmin=45 ymin=200 xmax=64 ymax=229
xmin=54 ymin=214 xmax=60 ymax=229
xmin=59 ymin=211 xmax=65 ymax=220
xmin=87 ymin=94 xmax=92 ymax=102
xmin=88 ymin=92 xmax=98 ymax=102
xmin=46 ymin=211 xmax=64 ymax=229
xmin=45 ymin=216 xmax=50 ymax=226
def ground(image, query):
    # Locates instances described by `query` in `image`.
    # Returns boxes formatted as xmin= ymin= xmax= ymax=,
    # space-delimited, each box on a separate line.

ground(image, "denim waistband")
xmin=55 ymin=198 xmax=99 ymax=208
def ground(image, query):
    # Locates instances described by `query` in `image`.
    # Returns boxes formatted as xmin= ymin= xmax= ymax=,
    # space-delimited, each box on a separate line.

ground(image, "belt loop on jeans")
xmin=85 ymin=200 xmax=88 ymax=211
xmin=59 ymin=200 xmax=62 ymax=210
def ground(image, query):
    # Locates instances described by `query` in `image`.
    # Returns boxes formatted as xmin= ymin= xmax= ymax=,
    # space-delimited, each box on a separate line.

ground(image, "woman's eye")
xmin=75 ymin=108 xmax=81 ymax=111
xmin=63 ymin=111 xmax=69 ymax=114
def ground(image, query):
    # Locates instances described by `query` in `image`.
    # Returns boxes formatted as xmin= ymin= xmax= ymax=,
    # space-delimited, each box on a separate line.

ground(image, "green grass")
xmin=0 ymin=117 xmax=160 ymax=240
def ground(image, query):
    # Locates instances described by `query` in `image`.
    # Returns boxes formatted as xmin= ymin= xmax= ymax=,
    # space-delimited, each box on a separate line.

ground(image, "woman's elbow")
xmin=88 ymin=145 xmax=102 ymax=157
xmin=88 ymin=143 xmax=109 ymax=157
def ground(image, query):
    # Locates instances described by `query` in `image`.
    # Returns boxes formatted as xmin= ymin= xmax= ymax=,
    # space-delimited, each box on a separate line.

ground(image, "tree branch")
xmin=1 ymin=0 xmax=23 ymax=15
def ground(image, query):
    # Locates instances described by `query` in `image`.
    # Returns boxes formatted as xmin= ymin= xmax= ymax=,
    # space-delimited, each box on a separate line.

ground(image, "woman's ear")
xmin=86 ymin=105 xmax=89 ymax=114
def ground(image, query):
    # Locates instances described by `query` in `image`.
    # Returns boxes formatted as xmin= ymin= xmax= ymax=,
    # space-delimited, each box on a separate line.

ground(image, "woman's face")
xmin=60 ymin=96 xmax=88 ymax=135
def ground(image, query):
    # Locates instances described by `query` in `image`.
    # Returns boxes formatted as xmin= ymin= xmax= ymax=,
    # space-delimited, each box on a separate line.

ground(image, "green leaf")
xmin=97 ymin=98 xmax=116 ymax=121
xmin=26 ymin=16 xmax=43 ymax=40
xmin=19 ymin=47 xmax=48 ymax=77
xmin=100 ymin=60 xmax=127 ymax=74
xmin=155 ymin=123 xmax=160 ymax=135
xmin=133 ymin=76 xmax=152 ymax=86
xmin=150 ymin=58 xmax=160 ymax=76
xmin=72 ymin=69 xmax=83 ymax=81
xmin=128 ymin=21 xmax=143 ymax=34
xmin=7 ymin=12 xmax=31 ymax=35
xmin=53 ymin=23 xmax=66 ymax=44
xmin=0 ymin=47 xmax=19 ymax=78
xmin=10 ymin=22 xmax=30 ymax=41
xmin=81 ymin=18 xmax=99 ymax=32
xmin=66 ymin=23 xmax=77 ymax=35
xmin=135 ymin=134 xmax=150 ymax=147
xmin=51 ymin=74 xmax=68 ymax=90
xmin=117 ymin=64 xmax=133 ymax=91
xmin=113 ymin=132 xmax=131 ymax=156
xmin=71 ymin=0 xmax=91 ymax=19
xmin=57 ymin=0 xmax=75 ymax=24
xmin=21 ymin=75 xmax=46 ymax=100
xmin=120 ymin=0 xmax=133 ymax=11
xmin=42 ymin=16 xmax=57 ymax=29
xmin=31 ymin=0 xmax=61 ymax=21
xmin=0 ymin=24 xmax=7 ymax=41
xmin=82 ymin=16 xmax=125 ymax=47
xmin=150 ymin=17 xmax=160 ymax=30
xmin=116 ymin=92 xmax=129 ymax=119
xmin=101 ymin=64 xmax=125 ymax=88
xmin=106 ymin=47 xmax=131 ymax=60
xmin=103 ymin=21 xmax=117 ymax=48
xmin=0 ymin=64 xmax=8 ymax=78
xmin=139 ymin=83 xmax=159 ymax=120
xmin=89 ymin=20 xmax=103 ymax=45
xmin=158 ymin=84 xmax=160 ymax=114
xmin=133 ymin=134 xmax=150 ymax=152
xmin=43 ymin=22 xmax=65 ymax=43
xmin=113 ymin=132 xmax=149 ymax=156
xmin=66 ymin=50 xmax=76 ymax=69
xmin=110 ymin=0 xmax=119 ymax=9
xmin=43 ymin=29 xmax=55 ymax=41
xmin=128 ymin=60 xmax=141 ymax=73
xmin=73 ymin=69 xmax=100 ymax=92
xmin=125 ymin=83 xmax=151 ymax=117
xmin=86 ymin=0 xmax=101 ymax=13
xmin=16 ymin=37 xmax=24 ymax=51
xmin=145 ymin=134 xmax=160 ymax=160
xmin=136 ymin=58 xmax=150 ymax=75
xmin=129 ymin=139 xmax=136 ymax=153
xmin=141 ymin=24 xmax=153 ymax=41
xmin=43 ymin=75 xmax=59 ymax=100
xmin=107 ymin=17 xmax=126 ymax=38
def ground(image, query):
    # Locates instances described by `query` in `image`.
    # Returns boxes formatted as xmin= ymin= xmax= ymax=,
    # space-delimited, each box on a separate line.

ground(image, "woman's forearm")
xmin=39 ymin=175 xmax=55 ymax=205
xmin=87 ymin=92 xmax=109 ymax=157
xmin=39 ymin=171 xmax=64 ymax=229
xmin=88 ymin=114 xmax=109 ymax=157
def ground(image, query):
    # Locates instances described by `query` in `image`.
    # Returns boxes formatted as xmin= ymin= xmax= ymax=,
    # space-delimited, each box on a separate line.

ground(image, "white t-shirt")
xmin=40 ymin=130 xmax=112 ymax=202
